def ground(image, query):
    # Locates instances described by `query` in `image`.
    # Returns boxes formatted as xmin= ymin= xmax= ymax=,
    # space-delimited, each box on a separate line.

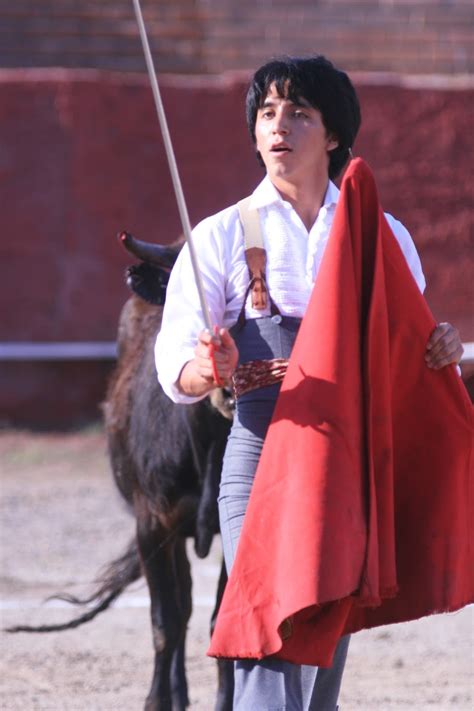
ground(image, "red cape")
xmin=208 ymin=158 xmax=473 ymax=666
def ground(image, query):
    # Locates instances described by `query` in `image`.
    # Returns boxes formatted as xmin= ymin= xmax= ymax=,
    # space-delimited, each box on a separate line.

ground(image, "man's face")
xmin=255 ymin=83 xmax=338 ymax=186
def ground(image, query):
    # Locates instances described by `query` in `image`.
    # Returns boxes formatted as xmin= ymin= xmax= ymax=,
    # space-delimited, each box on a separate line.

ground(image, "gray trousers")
xmin=218 ymin=317 xmax=350 ymax=711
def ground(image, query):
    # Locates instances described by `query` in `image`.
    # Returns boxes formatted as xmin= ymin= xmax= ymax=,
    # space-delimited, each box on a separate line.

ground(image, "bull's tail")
xmin=6 ymin=539 xmax=142 ymax=634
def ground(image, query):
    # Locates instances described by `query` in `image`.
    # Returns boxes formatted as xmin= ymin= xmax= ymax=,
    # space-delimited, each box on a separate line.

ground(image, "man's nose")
xmin=272 ymin=112 xmax=289 ymax=134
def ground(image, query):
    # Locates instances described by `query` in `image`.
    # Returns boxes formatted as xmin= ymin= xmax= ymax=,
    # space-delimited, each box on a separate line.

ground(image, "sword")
xmin=132 ymin=0 xmax=222 ymax=382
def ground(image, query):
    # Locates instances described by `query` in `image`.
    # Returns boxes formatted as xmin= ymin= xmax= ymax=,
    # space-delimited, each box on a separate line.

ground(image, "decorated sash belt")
xmin=232 ymin=358 xmax=289 ymax=399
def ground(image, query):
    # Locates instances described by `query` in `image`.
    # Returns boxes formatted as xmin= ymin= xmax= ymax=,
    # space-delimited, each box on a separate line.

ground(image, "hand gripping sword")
xmin=132 ymin=0 xmax=222 ymax=384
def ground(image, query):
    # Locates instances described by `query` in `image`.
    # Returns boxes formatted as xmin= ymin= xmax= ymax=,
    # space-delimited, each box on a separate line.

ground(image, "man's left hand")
xmin=425 ymin=322 xmax=464 ymax=370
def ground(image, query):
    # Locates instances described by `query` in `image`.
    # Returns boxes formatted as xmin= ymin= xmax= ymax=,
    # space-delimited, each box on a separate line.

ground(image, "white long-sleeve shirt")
xmin=155 ymin=175 xmax=426 ymax=404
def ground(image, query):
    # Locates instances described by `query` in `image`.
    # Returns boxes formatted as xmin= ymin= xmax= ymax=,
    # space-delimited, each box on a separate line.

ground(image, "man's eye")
xmin=294 ymin=110 xmax=307 ymax=119
xmin=261 ymin=111 xmax=274 ymax=119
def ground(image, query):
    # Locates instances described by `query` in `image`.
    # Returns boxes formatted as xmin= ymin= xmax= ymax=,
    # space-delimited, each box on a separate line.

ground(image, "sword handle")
xmin=209 ymin=325 xmax=223 ymax=387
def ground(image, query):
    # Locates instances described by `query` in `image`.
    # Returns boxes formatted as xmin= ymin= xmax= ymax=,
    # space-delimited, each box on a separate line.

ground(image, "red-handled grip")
xmin=209 ymin=325 xmax=223 ymax=387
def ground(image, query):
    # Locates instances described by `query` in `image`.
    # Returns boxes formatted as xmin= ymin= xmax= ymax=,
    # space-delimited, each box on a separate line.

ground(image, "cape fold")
xmin=208 ymin=158 xmax=473 ymax=667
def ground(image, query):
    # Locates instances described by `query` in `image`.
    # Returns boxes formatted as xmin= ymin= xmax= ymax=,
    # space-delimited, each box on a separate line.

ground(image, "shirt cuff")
xmin=155 ymin=341 xmax=207 ymax=405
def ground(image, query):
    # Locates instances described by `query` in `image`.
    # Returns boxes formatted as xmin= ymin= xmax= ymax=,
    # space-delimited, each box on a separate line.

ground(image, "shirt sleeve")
xmin=384 ymin=213 xmax=426 ymax=294
xmin=154 ymin=216 xmax=228 ymax=404
xmin=386 ymin=214 xmax=463 ymax=376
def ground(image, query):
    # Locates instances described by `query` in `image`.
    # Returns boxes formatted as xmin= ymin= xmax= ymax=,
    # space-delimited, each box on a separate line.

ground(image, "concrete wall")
xmin=2 ymin=69 xmax=473 ymax=425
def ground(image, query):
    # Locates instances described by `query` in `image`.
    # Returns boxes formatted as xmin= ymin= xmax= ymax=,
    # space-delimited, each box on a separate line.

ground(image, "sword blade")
xmin=132 ymin=0 xmax=214 ymax=334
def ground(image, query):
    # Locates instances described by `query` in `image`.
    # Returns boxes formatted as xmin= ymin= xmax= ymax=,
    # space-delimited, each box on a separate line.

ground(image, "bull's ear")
xmin=125 ymin=262 xmax=170 ymax=305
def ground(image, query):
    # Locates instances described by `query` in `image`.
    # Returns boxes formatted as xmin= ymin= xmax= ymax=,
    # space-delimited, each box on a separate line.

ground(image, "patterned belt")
xmin=232 ymin=358 xmax=289 ymax=399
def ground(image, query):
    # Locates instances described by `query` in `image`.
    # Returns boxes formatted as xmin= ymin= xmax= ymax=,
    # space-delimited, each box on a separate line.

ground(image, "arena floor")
xmin=1 ymin=428 xmax=472 ymax=710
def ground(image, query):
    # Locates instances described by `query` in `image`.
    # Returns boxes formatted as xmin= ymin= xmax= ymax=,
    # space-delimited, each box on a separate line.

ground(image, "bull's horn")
xmin=118 ymin=231 xmax=182 ymax=268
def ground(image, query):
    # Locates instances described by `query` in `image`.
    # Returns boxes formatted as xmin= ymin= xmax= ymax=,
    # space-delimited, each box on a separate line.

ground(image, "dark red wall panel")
xmin=1 ymin=70 xmax=472 ymax=425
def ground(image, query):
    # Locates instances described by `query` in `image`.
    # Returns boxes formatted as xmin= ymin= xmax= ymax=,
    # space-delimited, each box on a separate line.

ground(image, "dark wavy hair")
xmin=246 ymin=56 xmax=361 ymax=180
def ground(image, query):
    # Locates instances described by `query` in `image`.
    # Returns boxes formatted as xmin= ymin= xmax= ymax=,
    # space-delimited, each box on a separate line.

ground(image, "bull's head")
xmin=118 ymin=231 xmax=184 ymax=305
xmin=118 ymin=230 xmax=235 ymax=418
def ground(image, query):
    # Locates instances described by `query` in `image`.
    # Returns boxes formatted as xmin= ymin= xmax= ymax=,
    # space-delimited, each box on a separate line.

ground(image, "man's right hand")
xmin=178 ymin=328 xmax=239 ymax=397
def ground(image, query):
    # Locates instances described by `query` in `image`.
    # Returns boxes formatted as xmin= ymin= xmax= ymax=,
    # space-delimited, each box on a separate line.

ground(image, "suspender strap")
xmin=237 ymin=196 xmax=262 ymax=249
xmin=237 ymin=197 xmax=281 ymax=325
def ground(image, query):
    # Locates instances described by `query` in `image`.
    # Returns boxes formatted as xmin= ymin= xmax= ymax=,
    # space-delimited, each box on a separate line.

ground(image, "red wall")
xmin=2 ymin=69 xmax=472 ymax=426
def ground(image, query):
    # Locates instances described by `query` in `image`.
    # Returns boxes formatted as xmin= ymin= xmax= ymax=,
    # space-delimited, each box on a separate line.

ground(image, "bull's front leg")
xmin=170 ymin=537 xmax=192 ymax=710
xmin=136 ymin=504 xmax=191 ymax=711
xmin=195 ymin=434 xmax=229 ymax=559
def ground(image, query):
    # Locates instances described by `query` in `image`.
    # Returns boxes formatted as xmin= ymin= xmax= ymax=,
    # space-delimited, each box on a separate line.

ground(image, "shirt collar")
xmin=249 ymin=174 xmax=340 ymax=211
xmin=323 ymin=180 xmax=340 ymax=209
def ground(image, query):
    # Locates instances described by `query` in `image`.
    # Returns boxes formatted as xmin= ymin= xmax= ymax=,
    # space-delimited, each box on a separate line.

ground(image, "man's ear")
xmin=326 ymin=134 xmax=339 ymax=152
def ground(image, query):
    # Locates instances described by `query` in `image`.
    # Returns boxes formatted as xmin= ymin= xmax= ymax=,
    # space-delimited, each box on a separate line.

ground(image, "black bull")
xmin=7 ymin=232 xmax=235 ymax=711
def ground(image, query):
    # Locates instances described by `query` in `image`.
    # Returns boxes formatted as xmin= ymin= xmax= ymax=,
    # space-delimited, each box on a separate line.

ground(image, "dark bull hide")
xmin=7 ymin=232 xmax=235 ymax=711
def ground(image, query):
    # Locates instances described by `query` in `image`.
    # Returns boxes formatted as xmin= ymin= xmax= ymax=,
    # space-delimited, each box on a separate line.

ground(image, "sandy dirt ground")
xmin=1 ymin=428 xmax=472 ymax=711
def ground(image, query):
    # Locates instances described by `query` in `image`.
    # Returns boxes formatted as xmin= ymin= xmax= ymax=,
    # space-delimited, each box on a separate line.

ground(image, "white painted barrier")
xmin=0 ymin=341 xmax=473 ymax=364
xmin=462 ymin=342 xmax=474 ymax=364
xmin=0 ymin=342 xmax=117 ymax=360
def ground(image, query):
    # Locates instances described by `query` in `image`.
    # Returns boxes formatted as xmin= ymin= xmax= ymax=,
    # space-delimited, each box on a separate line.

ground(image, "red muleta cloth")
xmin=208 ymin=158 xmax=473 ymax=667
